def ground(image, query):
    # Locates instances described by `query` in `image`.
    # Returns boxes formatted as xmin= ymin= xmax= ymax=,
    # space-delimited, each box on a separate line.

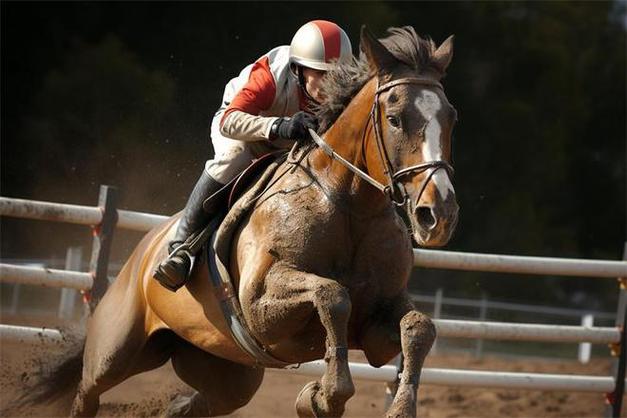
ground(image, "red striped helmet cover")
xmin=289 ymin=20 xmax=353 ymax=71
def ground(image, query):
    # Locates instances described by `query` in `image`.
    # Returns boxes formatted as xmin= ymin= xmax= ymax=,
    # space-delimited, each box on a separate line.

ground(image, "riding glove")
xmin=270 ymin=111 xmax=318 ymax=141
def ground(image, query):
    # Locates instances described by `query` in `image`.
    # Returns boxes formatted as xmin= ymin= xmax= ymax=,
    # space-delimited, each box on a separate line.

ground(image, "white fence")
xmin=411 ymin=289 xmax=616 ymax=362
xmin=1 ymin=193 xmax=626 ymax=416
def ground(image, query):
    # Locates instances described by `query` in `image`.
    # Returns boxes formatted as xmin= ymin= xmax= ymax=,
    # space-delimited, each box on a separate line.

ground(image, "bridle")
xmin=309 ymin=76 xmax=454 ymax=206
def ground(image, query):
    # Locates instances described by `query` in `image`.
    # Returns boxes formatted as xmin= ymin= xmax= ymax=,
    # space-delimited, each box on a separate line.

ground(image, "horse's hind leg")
xmin=164 ymin=338 xmax=264 ymax=417
xmin=71 ymin=287 xmax=173 ymax=416
xmin=72 ymin=328 xmax=173 ymax=417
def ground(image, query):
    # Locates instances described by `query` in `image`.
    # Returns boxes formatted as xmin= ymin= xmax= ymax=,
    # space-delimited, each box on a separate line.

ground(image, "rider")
xmin=154 ymin=20 xmax=353 ymax=291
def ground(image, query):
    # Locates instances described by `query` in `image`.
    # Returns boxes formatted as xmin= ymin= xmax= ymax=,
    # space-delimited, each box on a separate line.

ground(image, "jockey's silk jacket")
xmin=218 ymin=45 xmax=309 ymax=142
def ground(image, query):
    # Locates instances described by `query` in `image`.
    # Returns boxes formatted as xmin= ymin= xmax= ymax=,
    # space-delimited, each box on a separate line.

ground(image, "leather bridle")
xmin=309 ymin=77 xmax=454 ymax=206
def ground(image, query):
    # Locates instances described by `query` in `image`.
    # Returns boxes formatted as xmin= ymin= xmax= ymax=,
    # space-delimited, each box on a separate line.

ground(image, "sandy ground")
xmin=0 ymin=327 xmax=621 ymax=418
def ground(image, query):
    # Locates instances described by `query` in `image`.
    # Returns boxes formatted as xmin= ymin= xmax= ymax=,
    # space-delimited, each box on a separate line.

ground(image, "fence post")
xmin=9 ymin=283 xmax=21 ymax=315
xmin=475 ymin=292 xmax=488 ymax=358
xmin=86 ymin=185 xmax=118 ymax=312
xmin=605 ymin=242 xmax=627 ymax=418
xmin=58 ymin=246 xmax=82 ymax=320
xmin=431 ymin=288 xmax=443 ymax=354
xmin=578 ymin=314 xmax=594 ymax=364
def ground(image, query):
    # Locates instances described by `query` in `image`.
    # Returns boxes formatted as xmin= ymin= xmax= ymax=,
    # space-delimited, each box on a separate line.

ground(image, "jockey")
xmin=154 ymin=20 xmax=353 ymax=291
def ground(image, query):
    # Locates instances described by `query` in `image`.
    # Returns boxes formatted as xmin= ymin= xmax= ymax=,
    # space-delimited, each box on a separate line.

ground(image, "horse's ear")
xmin=432 ymin=35 xmax=454 ymax=75
xmin=360 ymin=25 xmax=397 ymax=76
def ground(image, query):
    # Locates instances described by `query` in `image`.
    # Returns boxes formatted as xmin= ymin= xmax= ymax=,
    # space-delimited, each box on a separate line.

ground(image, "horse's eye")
xmin=386 ymin=115 xmax=400 ymax=128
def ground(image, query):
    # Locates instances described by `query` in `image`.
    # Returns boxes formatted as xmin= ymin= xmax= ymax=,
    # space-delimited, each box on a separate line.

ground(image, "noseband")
xmin=309 ymin=77 xmax=454 ymax=206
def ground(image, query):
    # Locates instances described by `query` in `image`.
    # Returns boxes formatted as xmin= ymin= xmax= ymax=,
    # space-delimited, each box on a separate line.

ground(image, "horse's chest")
xmin=263 ymin=192 xmax=350 ymax=269
xmin=262 ymin=189 xmax=412 ymax=291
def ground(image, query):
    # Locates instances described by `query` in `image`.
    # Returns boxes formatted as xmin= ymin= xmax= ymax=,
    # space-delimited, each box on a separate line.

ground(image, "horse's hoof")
xmin=295 ymin=381 xmax=321 ymax=418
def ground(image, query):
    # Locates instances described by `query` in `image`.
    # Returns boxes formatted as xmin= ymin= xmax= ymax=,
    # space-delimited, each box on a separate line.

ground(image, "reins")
xmin=309 ymin=77 xmax=454 ymax=206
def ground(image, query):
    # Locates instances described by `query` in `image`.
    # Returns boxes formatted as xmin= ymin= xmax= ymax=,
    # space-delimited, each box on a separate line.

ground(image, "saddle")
xmin=202 ymin=151 xmax=285 ymax=214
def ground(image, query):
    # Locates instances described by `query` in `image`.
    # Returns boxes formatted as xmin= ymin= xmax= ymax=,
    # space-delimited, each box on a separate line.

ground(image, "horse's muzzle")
xmin=411 ymin=193 xmax=459 ymax=247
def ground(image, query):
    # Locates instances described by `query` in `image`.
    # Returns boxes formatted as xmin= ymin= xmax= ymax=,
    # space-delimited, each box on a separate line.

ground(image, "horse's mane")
xmin=315 ymin=26 xmax=442 ymax=133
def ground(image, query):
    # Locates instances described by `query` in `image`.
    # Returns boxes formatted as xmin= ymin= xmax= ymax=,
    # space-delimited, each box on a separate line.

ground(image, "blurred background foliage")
xmin=1 ymin=1 xmax=625 ymax=309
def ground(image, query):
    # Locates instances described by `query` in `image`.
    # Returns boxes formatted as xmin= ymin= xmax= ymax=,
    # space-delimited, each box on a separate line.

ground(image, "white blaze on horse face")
xmin=414 ymin=90 xmax=454 ymax=200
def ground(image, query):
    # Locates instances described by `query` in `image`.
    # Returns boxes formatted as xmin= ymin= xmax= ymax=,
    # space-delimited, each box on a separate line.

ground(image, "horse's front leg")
xmin=242 ymin=263 xmax=354 ymax=418
xmin=294 ymin=276 xmax=355 ymax=418
xmin=361 ymin=292 xmax=436 ymax=418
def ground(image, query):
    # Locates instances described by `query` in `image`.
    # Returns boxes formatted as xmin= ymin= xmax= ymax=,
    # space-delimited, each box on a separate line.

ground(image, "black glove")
xmin=270 ymin=111 xmax=318 ymax=141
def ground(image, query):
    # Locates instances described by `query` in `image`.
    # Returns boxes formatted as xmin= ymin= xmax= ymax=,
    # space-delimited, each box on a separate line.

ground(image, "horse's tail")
xmin=4 ymin=331 xmax=85 ymax=415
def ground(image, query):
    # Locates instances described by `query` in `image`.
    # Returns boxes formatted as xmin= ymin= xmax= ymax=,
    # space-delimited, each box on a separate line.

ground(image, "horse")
xmin=35 ymin=25 xmax=458 ymax=418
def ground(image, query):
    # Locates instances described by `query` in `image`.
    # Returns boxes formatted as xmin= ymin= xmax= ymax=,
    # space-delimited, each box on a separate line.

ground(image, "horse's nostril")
xmin=416 ymin=206 xmax=437 ymax=231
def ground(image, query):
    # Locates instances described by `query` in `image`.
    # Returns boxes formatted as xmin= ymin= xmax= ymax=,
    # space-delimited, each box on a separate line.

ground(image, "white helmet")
xmin=289 ymin=20 xmax=352 ymax=71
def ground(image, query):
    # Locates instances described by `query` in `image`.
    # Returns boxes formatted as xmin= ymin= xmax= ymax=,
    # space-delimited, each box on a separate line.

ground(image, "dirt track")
xmin=0 ymin=333 xmax=619 ymax=418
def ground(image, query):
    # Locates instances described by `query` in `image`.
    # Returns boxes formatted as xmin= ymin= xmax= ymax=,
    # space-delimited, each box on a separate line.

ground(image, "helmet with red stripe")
xmin=289 ymin=20 xmax=352 ymax=71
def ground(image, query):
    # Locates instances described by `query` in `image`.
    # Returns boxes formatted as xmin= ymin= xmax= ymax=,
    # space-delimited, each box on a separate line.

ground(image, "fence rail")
xmin=0 ymin=324 xmax=64 ymax=344
xmin=413 ymin=248 xmax=627 ymax=278
xmin=412 ymin=293 xmax=615 ymax=320
xmin=278 ymin=360 xmax=621 ymax=392
xmin=0 ymin=197 xmax=168 ymax=232
xmin=0 ymin=263 xmax=93 ymax=290
xmin=434 ymin=319 xmax=619 ymax=344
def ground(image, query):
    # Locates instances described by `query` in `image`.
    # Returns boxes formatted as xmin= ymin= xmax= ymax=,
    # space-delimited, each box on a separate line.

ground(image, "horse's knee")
xmin=400 ymin=311 xmax=436 ymax=348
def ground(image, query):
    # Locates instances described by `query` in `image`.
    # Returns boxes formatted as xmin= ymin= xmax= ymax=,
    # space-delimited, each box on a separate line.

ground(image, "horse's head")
xmin=361 ymin=26 xmax=459 ymax=247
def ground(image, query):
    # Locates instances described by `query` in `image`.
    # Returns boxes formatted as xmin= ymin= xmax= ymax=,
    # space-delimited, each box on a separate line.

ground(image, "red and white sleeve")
xmin=219 ymin=57 xmax=281 ymax=141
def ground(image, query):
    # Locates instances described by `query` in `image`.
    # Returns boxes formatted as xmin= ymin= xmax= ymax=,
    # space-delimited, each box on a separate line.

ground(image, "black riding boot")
xmin=153 ymin=171 xmax=225 ymax=291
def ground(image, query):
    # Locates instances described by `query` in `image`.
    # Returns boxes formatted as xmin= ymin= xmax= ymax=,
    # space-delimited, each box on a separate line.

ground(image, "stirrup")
xmin=153 ymin=244 xmax=195 ymax=292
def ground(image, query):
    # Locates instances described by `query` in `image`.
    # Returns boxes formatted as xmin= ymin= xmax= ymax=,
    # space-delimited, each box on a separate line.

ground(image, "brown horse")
xmin=52 ymin=26 xmax=458 ymax=418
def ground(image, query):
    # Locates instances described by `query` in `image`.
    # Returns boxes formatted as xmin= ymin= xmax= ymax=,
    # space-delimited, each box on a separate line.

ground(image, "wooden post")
xmin=86 ymin=185 xmax=118 ymax=312
xmin=605 ymin=242 xmax=627 ymax=417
